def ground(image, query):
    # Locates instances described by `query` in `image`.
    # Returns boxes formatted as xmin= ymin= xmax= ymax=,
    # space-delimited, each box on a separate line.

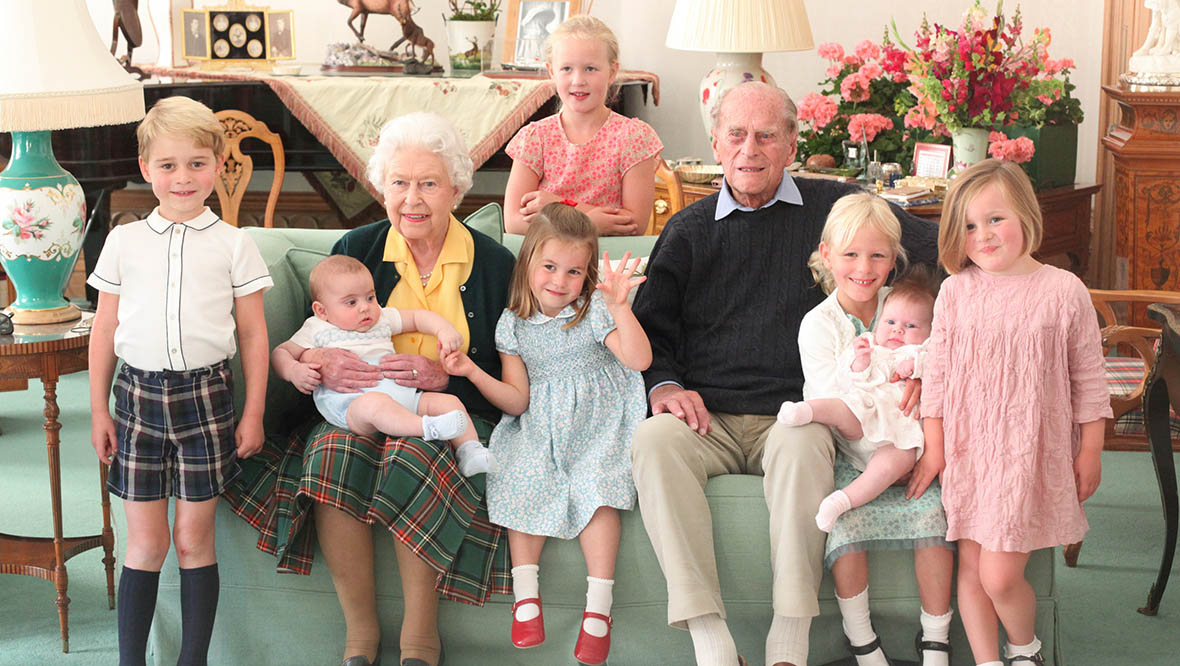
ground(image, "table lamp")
xmin=666 ymin=0 xmax=814 ymax=137
xmin=0 ymin=0 xmax=144 ymax=324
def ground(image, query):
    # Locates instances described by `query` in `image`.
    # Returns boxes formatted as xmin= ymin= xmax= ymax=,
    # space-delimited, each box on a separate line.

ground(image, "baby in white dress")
xmin=779 ymin=271 xmax=938 ymax=532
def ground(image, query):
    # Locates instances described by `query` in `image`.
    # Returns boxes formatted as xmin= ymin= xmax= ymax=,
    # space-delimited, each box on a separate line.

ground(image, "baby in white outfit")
xmin=779 ymin=274 xmax=936 ymax=531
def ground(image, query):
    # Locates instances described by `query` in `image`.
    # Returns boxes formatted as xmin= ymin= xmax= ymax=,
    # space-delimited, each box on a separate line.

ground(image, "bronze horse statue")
xmin=335 ymin=0 xmax=434 ymax=65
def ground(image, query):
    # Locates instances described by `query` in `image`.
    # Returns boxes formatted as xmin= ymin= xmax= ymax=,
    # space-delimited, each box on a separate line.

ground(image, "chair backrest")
xmin=1089 ymin=288 xmax=1180 ymax=448
xmin=649 ymin=158 xmax=686 ymax=235
xmin=214 ymin=109 xmax=285 ymax=228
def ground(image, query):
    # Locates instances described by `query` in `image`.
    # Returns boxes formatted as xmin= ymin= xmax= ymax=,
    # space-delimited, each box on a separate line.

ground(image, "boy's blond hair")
xmin=809 ymin=192 xmax=908 ymax=294
xmin=309 ymin=255 xmax=370 ymax=303
xmin=508 ymin=202 xmax=599 ymax=330
xmin=938 ymin=159 xmax=1042 ymax=274
xmin=137 ymin=96 xmax=226 ymax=161
xmin=544 ymin=14 xmax=619 ymax=65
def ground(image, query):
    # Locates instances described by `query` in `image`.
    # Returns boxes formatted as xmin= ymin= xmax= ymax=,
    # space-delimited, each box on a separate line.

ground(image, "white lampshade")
xmin=0 ymin=0 xmax=145 ymax=132
xmin=666 ymin=0 xmax=815 ymax=136
xmin=666 ymin=0 xmax=814 ymax=53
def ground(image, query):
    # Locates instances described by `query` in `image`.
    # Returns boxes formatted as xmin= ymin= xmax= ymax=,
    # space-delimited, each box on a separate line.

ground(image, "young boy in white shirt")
xmin=87 ymin=96 xmax=272 ymax=666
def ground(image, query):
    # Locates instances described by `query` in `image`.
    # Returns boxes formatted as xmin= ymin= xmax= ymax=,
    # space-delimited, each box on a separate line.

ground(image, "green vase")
xmin=0 ymin=131 xmax=86 ymax=323
xmin=1003 ymin=124 xmax=1078 ymax=190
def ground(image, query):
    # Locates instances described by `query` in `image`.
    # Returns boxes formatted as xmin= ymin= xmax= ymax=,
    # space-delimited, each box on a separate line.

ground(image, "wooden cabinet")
xmin=654 ymin=177 xmax=1101 ymax=277
xmin=1101 ymin=85 xmax=1180 ymax=294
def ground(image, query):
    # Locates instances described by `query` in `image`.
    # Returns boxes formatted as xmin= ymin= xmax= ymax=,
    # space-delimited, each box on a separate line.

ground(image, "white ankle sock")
xmin=422 ymin=410 xmax=466 ymax=441
xmin=1004 ymin=636 xmax=1042 ymax=660
xmin=777 ymin=401 xmax=814 ymax=426
xmin=455 ymin=440 xmax=497 ymax=476
xmin=918 ymin=608 xmax=952 ymax=666
xmin=583 ymin=576 xmax=613 ymax=637
xmin=686 ymin=613 xmax=738 ymax=666
xmin=511 ymin=564 xmax=540 ymax=621
xmin=836 ymin=588 xmax=887 ymax=666
xmin=815 ymin=489 xmax=853 ymax=532
xmin=764 ymin=614 xmax=810 ymax=666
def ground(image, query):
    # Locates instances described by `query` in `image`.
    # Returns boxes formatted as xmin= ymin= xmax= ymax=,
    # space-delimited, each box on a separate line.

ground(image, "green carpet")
xmin=1 ymin=372 xmax=1177 ymax=665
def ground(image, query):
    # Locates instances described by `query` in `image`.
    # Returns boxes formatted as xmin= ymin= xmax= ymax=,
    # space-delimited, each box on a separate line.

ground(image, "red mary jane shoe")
xmin=573 ymin=611 xmax=612 ymax=665
xmin=511 ymin=598 xmax=545 ymax=648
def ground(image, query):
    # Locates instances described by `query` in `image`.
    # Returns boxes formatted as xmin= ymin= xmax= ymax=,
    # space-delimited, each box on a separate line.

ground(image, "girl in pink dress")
xmin=503 ymin=15 xmax=662 ymax=236
xmin=907 ymin=160 xmax=1111 ymax=666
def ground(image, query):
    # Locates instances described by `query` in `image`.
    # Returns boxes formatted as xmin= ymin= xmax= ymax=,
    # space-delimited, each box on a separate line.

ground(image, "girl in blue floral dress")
xmin=441 ymin=202 xmax=649 ymax=666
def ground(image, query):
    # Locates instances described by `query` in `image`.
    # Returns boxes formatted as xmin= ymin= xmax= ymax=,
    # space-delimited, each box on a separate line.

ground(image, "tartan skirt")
xmin=223 ymin=417 xmax=511 ymax=605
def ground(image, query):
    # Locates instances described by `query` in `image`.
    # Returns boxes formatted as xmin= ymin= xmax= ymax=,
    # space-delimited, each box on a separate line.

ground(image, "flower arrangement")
xmin=797 ymin=35 xmax=942 ymax=174
xmin=895 ymin=1 xmax=1083 ymax=131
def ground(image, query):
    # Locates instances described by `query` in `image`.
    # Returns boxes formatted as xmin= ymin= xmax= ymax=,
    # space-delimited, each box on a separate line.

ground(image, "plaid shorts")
xmin=108 ymin=360 xmax=240 ymax=502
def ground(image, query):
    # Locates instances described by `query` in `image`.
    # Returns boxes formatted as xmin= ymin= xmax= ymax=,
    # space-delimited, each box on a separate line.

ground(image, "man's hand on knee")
xmin=650 ymin=385 xmax=711 ymax=435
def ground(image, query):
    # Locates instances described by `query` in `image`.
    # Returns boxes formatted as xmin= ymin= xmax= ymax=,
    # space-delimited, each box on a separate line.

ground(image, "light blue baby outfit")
xmin=486 ymin=292 xmax=646 ymax=539
xmin=288 ymin=309 xmax=421 ymax=430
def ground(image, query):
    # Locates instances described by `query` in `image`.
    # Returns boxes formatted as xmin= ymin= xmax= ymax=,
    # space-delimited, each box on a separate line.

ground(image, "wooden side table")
xmin=1140 ymin=302 xmax=1180 ymax=616
xmin=0 ymin=313 xmax=116 ymax=652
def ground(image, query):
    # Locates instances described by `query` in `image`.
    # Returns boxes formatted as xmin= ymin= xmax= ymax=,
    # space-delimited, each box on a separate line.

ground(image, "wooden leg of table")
xmin=100 ymin=462 xmax=116 ymax=610
xmin=41 ymin=370 xmax=71 ymax=652
xmin=1139 ymin=365 xmax=1179 ymax=616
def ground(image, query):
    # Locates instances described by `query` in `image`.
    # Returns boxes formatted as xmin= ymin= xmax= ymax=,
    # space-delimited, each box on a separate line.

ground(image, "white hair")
xmin=366 ymin=112 xmax=474 ymax=200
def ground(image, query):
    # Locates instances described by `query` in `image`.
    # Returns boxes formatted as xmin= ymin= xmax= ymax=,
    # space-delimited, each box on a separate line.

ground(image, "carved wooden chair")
xmin=214 ymin=110 xmax=285 ymax=228
xmin=649 ymin=158 xmax=685 ymax=235
xmin=1063 ymin=288 xmax=1180 ymax=567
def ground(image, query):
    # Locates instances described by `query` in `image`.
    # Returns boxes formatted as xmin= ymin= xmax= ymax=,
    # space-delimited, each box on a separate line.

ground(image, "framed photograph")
xmin=912 ymin=142 xmax=953 ymax=179
xmin=180 ymin=8 xmax=210 ymax=60
xmin=266 ymin=10 xmax=295 ymax=60
xmin=502 ymin=0 xmax=582 ymax=70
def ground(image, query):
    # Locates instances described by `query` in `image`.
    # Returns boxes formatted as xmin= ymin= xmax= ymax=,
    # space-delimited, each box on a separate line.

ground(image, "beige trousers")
xmin=631 ymin=413 xmax=836 ymax=628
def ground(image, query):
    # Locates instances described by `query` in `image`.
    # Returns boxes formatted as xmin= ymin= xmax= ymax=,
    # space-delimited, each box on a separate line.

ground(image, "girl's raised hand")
xmin=596 ymin=251 xmax=646 ymax=307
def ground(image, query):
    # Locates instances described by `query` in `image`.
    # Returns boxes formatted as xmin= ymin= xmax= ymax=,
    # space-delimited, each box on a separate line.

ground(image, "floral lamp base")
xmin=0 ymin=131 xmax=86 ymax=325
xmin=697 ymin=52 xmax=776 ymax=139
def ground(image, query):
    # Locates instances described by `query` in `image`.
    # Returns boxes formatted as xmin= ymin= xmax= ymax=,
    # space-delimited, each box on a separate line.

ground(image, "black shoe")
xmin=914 ymin=630 xmax=952 ymax=662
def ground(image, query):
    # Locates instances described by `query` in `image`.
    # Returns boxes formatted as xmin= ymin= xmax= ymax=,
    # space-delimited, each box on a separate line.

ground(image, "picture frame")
xmin=502 ymin=0 xmax=582 ymax=70
xmin=912 ymin=142 xmax=953 ymax=179
xmin=266 ymin=9 xmax=295 ymax=60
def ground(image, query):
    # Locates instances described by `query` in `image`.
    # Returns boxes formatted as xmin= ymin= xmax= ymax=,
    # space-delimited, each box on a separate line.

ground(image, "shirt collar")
xmin=714 ymin=169 xmax=803 ymax=221
xmin=146 ymin=207 xmax=220 ymax=233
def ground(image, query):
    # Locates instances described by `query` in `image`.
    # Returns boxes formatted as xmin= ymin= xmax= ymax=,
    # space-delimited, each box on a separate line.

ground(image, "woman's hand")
xmin=596 ymin=251 xmax=646 ymax=309
xmin=310 ymin=347 xmax=382 ymax=393
xmin=519 ymin=190 xmax=562 ymax=224
xmin=378 ymin=353 xmax=449 ymax=392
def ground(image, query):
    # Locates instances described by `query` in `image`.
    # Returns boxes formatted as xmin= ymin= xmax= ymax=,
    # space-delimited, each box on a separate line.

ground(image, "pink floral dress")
xmin=921 ymin=264 xmax=1112 ymax=552
xmin=505 ymin=111 xmax=663 ymax=209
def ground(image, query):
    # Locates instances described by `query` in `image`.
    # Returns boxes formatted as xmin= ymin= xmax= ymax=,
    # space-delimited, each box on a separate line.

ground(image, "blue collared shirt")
xmin=714 ymin=169 xmax=804 ymax=220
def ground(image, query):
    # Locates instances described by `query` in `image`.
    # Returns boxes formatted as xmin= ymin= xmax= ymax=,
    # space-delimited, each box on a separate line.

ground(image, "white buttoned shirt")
xmin=87 ymin=207 xmax=273 ymax=371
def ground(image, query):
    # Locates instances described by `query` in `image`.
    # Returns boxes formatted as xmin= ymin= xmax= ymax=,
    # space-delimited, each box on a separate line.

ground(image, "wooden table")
xmin=0 ymin=313 xmax=116 ymax=652
xmin=652 ymin=179 xmax=1102 ymax=277
xmin=1140 ymin=302 xmax=1180 ymax=616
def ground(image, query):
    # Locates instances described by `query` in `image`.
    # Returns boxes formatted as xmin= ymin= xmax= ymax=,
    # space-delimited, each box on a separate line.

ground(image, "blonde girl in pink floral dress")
xmin=908 ymin=160 xmax=1111 ymax=666
xmin=503 ymin=15 xmax=662 ymax=236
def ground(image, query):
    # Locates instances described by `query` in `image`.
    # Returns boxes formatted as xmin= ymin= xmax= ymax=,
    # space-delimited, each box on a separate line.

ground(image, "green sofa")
xmin=138 ymin=208 xmax=1063 ymax=665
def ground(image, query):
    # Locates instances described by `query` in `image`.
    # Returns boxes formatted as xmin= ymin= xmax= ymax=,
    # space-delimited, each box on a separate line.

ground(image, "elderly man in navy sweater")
xmin=631 ymin=82 xmax=939 ymax=666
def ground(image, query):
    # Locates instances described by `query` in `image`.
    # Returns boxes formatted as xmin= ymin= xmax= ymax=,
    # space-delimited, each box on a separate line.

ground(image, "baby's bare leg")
xmin=816 ymin=444 xmax=918 ymax=533
xmin=346 ymin=392 xmax=422 ymax=438
xmin=778 ymin=397 xmax=864 ymax=441
xmin=417 ymin=392 xmax=497 ymax=476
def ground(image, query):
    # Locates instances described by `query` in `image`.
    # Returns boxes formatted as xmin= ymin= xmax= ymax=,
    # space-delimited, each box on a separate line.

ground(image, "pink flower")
xmin=840 ymin=72 xmax=871 ymax=102
xmin=817 ymin=42 xmax=845 ymax=61
xmin=858 ymin=61 xmax=884 ymax=80
xmin=855 ymin=40 xmax=881 ymax=62
xmin=988 ymin=135 xmax=1035 ymax=163
xmin=798 ymin=92 xmax=839 ymax=130
xmin=847 ymin=113 xmax=894 ymax=143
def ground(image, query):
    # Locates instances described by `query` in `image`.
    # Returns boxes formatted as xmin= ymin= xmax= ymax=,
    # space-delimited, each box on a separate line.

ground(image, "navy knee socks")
xmin=117 ymin=566 xmax=160 ymax=666
xmin=178 ymin=563 xmax=220 ymax=666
